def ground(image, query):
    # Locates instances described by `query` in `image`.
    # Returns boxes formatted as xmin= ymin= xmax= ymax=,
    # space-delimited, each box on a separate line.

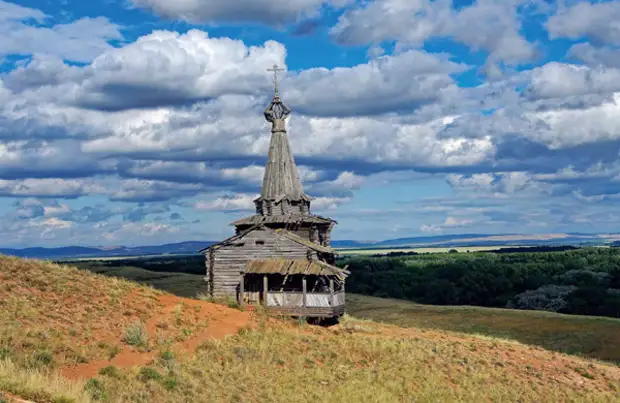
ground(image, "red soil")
xmin=60 ymin=294 xmax=251 ymax=380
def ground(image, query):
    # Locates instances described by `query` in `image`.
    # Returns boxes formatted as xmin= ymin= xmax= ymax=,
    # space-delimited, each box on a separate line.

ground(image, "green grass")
xmin=347 ymin=294 xmax=620 ymax=363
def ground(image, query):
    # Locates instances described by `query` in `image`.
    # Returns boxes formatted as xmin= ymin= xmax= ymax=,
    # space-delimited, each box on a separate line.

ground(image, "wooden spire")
xmin=255 ymin=65 xmax=311 ymax=216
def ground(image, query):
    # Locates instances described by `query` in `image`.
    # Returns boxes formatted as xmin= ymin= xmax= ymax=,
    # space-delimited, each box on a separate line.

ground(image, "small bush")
xmin=226 ymin=298 xmax=241 ymax=309
xmin=138 ymin=367 xmax=162 ymax=382
xmin=0 ymin=392 xmax=7 ymax=403
xmin=0 ymin=347 xmax=11 ymax=360
xmin=99 ymin=365 xmax=122 ymax=378
xmin=123 ymin=321 xmax=148 ymax=347
xmin=85 ymin=378 xmax=108 ymax=401
xmin=163 ymin=376 xmax=179 ymax=390
xmin=107 ymin=345 xmax=121 ymax=359
xmin=159 ymin=350 xmax=174 ymax=361
xmin=34 ymin=351 xmax=54 ymax=366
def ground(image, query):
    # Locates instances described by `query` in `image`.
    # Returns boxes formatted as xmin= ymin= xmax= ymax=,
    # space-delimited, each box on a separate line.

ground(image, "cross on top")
xmin=267 ymin=64 xmax=285 ymax=97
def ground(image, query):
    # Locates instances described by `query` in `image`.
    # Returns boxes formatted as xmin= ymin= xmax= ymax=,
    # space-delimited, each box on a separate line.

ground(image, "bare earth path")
xmin=59 ymin=294 xmax=252 ymax=380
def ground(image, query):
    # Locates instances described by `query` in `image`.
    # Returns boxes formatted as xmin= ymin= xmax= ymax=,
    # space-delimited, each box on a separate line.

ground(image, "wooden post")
xmin=263 ymin=275 xmax=268 ymax=307
xmin=329 ymin=279 xmax=334 ymax=306
xmin=302 ymin=276 xmax=307 ymax=308
xmin=239 ymin=272 xmax=245 ymax=306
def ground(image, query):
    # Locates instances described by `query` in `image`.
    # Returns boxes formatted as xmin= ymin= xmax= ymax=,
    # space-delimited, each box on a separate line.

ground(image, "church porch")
xmin=239 ymin=259 xmax=348 ymax=318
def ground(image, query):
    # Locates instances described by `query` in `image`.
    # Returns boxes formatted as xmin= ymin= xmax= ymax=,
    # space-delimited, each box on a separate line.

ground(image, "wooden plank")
xmin=263 ymin=275 xmax=268 ymax=307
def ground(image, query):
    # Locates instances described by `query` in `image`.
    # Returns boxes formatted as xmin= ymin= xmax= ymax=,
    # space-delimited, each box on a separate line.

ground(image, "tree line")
xmin=338 ymin=247 xmax=620 ymax=318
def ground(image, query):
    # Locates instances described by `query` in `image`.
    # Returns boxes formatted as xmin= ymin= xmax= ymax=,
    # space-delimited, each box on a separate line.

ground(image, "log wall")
xmin=206 ymin=228 xmax=318 ymax=297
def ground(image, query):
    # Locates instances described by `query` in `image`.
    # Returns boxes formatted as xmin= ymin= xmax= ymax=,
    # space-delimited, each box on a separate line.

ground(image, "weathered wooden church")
xmin=200 ymin=66 xmax=348 ymax=319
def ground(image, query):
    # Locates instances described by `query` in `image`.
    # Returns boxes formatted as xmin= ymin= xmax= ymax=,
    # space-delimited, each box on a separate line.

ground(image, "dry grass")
xmin=347 ymin=294 xmax=620 ymax=363
xmin=2 ymin=255 xmax=620 ymax=402
xmin=73 ymin=318 xmax=620 ymax=402
xmin=0 ymin=359 xmax=92 ymax=403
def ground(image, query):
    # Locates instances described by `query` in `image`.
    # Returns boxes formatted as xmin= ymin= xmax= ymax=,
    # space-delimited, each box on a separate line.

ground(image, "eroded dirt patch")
xmin=60 ymin=294 xmax=251 ymax=380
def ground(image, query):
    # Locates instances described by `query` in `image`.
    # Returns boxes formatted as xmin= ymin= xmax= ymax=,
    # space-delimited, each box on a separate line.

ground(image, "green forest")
xmin=339 ymin=247 xmax=620 ymax=318
xmin=68 ymin=246 xmax=620 ymax=319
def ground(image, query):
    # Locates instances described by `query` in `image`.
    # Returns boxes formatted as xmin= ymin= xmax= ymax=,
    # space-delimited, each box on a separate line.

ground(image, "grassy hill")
xmin=2 ymin=256 xmax=620 ymax=402
xmin=347 ymin=294 xmax=620 ymax=363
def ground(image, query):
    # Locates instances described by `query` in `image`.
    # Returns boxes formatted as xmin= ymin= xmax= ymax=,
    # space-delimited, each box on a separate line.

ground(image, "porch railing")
xmin=266 ymin=291 xmax=345 ymax=308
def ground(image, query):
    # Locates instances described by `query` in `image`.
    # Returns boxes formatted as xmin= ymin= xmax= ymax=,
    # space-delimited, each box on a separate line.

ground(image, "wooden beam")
xmin=329 ymin=279 xmax=334 ymax=307
xmin=263 ymin=275 xmax=268 ymax=307
xmin=302 ymin=276 xmax=307 ymax=308
xmin=239 ymin=272 xmax=245 ymax=306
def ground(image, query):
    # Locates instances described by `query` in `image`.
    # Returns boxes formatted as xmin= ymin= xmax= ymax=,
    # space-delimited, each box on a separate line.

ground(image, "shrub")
xmin=0 ymin=347 xmax=11 ymax=360
xmin=507 ymin=285 xmax=577 ymax=312
xmin=99 ymin=365 xmax=122 ymax=378
xmin=138 ymin=367 xmax=162 ymax=382
xmin=123 ymin=321 xmax=148 ymax=347
xmin=159 ymin=350 xmax=174 ymax=361
xmin=85 ymin=378 xmax=108 ymax=401
xmin=34 ymin=351 xmax=54 ymax=367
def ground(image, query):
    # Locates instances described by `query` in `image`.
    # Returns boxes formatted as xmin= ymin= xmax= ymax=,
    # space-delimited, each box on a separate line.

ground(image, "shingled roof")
xmin=231 ymin=214 xmax=336 ymax=227
xmin=244 ymin=259 xmax=349 ymax=280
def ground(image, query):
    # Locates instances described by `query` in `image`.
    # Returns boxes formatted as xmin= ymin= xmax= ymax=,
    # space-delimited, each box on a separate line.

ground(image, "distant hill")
xmin=1 ymin=232 xmax=618 ymax=259
xmin=0 ymin=241 xmax=214 ymax=259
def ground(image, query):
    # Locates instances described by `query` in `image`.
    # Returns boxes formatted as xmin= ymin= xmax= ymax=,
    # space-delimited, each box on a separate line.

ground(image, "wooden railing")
xmin=266 ymin=291 xmax=345 ymax=308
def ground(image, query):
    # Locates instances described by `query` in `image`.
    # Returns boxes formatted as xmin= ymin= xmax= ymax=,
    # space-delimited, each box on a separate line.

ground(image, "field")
xmin=2 ymin=256 xmax=620 ymax=402
xmin=335 ymin=246 xmax=525 ymax=255
xmin=347 ymin=294 xmax=620 ymax=363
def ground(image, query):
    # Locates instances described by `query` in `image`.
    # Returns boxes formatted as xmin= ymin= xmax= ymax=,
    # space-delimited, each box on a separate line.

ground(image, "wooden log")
xmin=263 ymin=275 xmax=268 ymax=306
xmin=238 ymin=273 xmax=244 ymax=306
xmin=302 ymin=276 xmax=307 ymax=308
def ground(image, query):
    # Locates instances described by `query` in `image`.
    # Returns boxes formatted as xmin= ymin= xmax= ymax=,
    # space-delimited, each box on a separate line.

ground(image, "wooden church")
xmin=200 ymin=66 xmax=348 ymax=319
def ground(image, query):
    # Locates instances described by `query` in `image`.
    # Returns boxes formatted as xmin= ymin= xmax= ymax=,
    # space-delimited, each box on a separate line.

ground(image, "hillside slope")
xmin=1 ymin=256 xmax=620 ymax=402
xmin=347 ymin=294 xmax=620 ymax=363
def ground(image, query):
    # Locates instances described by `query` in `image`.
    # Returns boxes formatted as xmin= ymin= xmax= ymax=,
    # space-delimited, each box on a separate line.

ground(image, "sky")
xmin=1 ymin=0 xmax=620 ymax=247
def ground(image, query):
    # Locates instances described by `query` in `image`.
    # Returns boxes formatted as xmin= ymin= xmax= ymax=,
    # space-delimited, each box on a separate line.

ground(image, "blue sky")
xmin=1 ymin=0 xmax=620 ymax=247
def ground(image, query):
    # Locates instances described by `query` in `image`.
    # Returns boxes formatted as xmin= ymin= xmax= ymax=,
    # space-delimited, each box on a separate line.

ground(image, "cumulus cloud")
xmin=0 ymin=1 xmax=122 ymax=62
xmin=2 ymin=1 xmax=620 ymax=244
xmin=567 ymin=43 xmax=620 ymax=68
xmin=331 ymin=0 xmax=538 ymax=69
xmin=524 ymin=62 xmax=620 ymax=101
xmin=547 ymin=1 xmax=620 ymax=45
xmin=286 ymin=50 xmax=467 ymax=116
xmin=130 ymin=0 xmax=351 ymax=25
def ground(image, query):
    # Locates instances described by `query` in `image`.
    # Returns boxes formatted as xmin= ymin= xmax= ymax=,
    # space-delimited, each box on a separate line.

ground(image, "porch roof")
xmin=244 ymin=259 xmax=349 ymax=280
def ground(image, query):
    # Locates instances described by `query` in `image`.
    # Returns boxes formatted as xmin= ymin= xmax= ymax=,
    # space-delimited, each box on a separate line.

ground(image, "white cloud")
xmin=567 ymin=43 xmax=620 ymax=68
xmin=331 ymin=0 xmax=537 ymax=68
xmin=547 ymin=1 xmax=620 ymax=45
xmin=75 ymin=30 xmax=286 ymax=110
xmin=311 ymin=196 xmax=351 ymax=210
xmin=524 ymin=62 xmax=620 ymax=101
xmin=0 ymin=1 xmax=122 ymax=62
xmin=196 ymin=194 xmax=257 ymax=211
xmin=285 ymin=50 xmax=467 ymax=116
xmin=130 ymin=0 xmax=351 ymax=25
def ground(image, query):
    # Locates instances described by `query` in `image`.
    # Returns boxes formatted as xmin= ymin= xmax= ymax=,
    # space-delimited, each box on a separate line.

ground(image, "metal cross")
xmin=267 ymin=64 xmax=285 ymax=97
